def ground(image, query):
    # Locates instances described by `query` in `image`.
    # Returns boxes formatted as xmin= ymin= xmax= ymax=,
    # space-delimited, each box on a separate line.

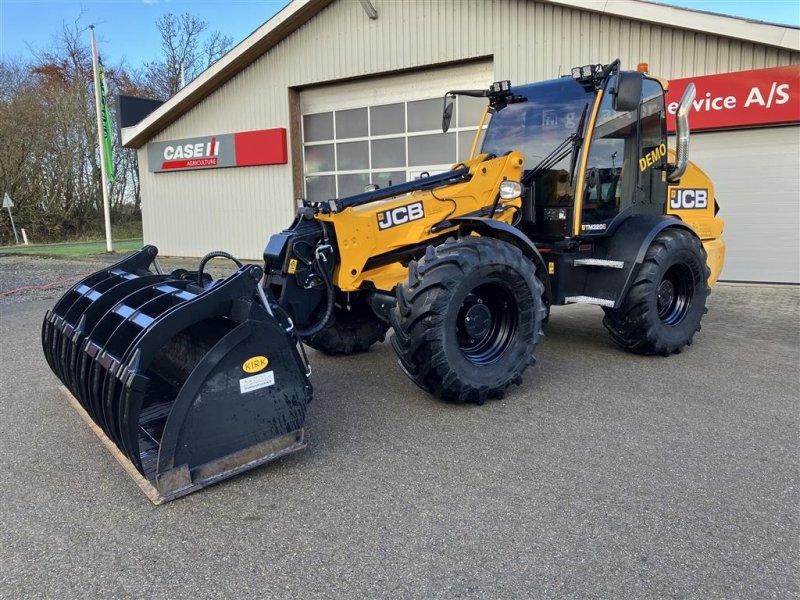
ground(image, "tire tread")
xmin=390 ymin=237 xmax=545 ymax=404
xmin=603 ymin=228 xmax=710 ymax=356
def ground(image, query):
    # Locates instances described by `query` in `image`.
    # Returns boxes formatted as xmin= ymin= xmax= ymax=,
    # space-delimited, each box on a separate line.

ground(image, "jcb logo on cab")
xmin=670 ymin=188 xmax=708 ymax=210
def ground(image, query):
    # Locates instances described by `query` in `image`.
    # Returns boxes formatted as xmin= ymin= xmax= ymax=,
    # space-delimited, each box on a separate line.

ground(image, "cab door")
xmin=577 ymin=75 xmax=667 ymax=236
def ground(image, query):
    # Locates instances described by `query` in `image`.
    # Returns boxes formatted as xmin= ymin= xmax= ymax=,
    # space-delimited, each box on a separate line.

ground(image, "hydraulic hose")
xmin=292 ymin=256 xmax=335 ymax=337
xmin=196 ymin=251 xmax=244 ymax=285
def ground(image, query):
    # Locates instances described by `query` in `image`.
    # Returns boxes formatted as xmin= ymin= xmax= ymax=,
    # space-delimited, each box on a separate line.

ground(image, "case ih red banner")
xmin=148 ymin=128 xmax=288 ymax=173
xmin=666 ymin=65 xmax=800 ymax=133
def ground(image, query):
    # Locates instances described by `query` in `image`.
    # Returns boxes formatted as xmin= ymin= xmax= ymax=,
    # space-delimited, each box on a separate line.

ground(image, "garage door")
xmin=299 ymin=61 xmax=493 ymax=202
xmin=688 ymin=126 xmax=799 ymax=283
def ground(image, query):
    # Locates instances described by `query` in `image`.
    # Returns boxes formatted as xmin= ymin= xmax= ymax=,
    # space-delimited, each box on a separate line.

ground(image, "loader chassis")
xmin=265 ymin=64 xmax=724 ymax=394
xmin=42 ymin=62 xmax=725 ymax=502
xmin=266 ymin=68 xmax=723 ymax=334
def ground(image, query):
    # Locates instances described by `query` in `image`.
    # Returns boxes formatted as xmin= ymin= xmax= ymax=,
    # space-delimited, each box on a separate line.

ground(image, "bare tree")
xmin=143 ymin=12 xmax=233 ymax=100
xmin=0 ymin=12 xmax=234 ymax=244
xmin=0 ymin=22 xmax=144 ymax=243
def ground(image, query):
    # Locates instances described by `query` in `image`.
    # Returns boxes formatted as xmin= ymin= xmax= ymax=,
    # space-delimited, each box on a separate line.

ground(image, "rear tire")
xmin=390 ymin=237 xmax=546 ymax=404
xmin=303 ymin=301 xmax=388 ymax=356
xmin=603 ymin=228 xmax=710 ymax=355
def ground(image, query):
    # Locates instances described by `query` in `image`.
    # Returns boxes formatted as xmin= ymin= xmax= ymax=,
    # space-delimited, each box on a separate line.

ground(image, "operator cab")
xmin=477 ymin=65 xmax=668 ymax=242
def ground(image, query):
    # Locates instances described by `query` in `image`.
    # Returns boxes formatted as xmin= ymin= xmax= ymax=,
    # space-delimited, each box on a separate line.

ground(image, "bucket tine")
xmin=64 ymin=274 xmax=170 ymax=405
xmin=102 ymin=280 xmax=199 ymax=457
xmin=56 ymin=272 xmax=143 ymax=394
xmin=41 ymin=245 xmax=160 ymax=387
xmin=71 ymin=274 xmax=169 ymax=421
xmin=83 ymin=279 xmax=198 ymax=446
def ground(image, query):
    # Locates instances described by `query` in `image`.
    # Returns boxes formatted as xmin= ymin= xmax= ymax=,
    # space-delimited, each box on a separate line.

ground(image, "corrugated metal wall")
xmin=138 ymin=0 xmax=800 ymax=258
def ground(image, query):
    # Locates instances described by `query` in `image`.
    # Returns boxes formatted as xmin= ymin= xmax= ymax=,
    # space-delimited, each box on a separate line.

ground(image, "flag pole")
xmin=89 ymin=25 xmax=113 ymax=253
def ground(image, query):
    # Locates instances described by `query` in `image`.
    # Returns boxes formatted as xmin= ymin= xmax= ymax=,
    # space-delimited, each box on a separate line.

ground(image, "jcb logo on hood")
xmin=377 ymin=202 xmax=425 ymax=230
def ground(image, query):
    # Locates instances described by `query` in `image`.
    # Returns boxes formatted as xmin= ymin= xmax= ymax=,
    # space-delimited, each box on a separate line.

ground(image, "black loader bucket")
xmin=42 ymin=246 xmax=313 ymax=504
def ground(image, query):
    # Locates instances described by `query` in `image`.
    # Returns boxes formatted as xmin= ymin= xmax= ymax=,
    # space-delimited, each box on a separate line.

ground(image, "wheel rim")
xmin=657 ymin=264 xmax=694 ymax=326
xmin=455 ymin=281 xmax=518 ymax=366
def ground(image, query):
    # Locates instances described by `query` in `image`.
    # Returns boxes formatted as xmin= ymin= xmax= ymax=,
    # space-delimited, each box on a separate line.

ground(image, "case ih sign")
xmin=148 ymin=128 xmax=288 ymax=173
xmin=666 ymin=65 xmax=800 ymax=133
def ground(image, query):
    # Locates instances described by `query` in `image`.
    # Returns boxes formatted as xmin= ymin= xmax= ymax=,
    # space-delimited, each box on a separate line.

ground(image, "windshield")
xmin=481 ymin=78 xmax=593 ymax=170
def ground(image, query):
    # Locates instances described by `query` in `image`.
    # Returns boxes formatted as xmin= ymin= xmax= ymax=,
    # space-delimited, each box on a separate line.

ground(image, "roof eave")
xmin=543 ymin=0 xmax=800 ymax=52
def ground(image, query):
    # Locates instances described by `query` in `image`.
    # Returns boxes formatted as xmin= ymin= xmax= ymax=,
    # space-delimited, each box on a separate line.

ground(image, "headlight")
xmin=499 ymin=180 xmax=522 ymax=199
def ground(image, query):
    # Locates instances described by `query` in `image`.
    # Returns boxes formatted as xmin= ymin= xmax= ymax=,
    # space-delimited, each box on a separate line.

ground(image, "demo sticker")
xmin=239 ymin=371 xmax=275 ymax=394
xmin=242 ymin=355 xmax=269 ymax=373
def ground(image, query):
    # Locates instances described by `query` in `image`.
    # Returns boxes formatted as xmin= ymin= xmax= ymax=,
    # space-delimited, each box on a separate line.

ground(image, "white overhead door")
xmin=687 ymin=126 xmax=800 ymax=283
xmin=299 ymin=61 xmax=493 ymax=202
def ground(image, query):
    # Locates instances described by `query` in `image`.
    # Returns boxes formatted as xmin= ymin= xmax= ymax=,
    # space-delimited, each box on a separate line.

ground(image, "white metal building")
xmin=122 ymin=0 xmax=800 ymax=283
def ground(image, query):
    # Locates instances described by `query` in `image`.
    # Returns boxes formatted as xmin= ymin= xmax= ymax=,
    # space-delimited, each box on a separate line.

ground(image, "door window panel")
xmin=303 ymin=112 xmax=333 ymax=142
xmin=408 ymin=98 xmax=445 ymax=132
xmin=304 ymin=144 xmax=335 ymax=173
xmin=335 ymin=108 xmax=368 ymax=139
xmin=458 ymin=131 xmax=478 ymax=162
xmin=370 ymin=103 xmax=405 ymax=136
xmin=305 ymin=175 xmax=336 ymax=202
xmin=336 ymin=141 xmax=369 ymax=171
xmin=370 ymin=171 xmax=406 ymax=188
xmin=371 ymin=138 xmax=405 ymax=168
xmin=337 ymin=173 xmax=371 ymax=198
xmin=408 ymin=133 xmax=456 ymax=166
xmin=458 ymin=96 xmax=487 ymax=128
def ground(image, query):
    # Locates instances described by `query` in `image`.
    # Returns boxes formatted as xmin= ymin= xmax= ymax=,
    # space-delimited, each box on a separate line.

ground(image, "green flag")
xmin=96 ymin=58 xmax=115 ymax=182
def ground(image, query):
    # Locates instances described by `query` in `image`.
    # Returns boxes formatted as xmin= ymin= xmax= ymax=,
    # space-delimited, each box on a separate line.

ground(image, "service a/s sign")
xmin=666 ymin=65 xmax=800 ymax=132
xmin=147 ymin=128 xmax=287 ymax=173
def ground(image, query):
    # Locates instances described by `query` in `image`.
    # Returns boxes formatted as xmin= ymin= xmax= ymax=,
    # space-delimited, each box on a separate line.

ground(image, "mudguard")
xmin=452 ymin=217 xmax=553 ymax=306
xmin=589 ymin=214 xmax=697 ymax=306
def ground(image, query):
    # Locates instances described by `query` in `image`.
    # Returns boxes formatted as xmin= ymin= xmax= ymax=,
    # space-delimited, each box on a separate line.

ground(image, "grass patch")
xmin=0 ymin=238 xmax=143 ymax=257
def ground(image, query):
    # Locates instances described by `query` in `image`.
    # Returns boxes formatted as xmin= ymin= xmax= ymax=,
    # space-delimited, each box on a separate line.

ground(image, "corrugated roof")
xmin=121 ymin=0 xmax=800 ymax=148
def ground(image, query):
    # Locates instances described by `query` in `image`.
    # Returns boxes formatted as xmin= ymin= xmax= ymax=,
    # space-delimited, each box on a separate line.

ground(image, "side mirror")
xmin=442 ymin=99 xmax=454 ymax=133
xmin=612 ymin=71 xmax=642 ymax=113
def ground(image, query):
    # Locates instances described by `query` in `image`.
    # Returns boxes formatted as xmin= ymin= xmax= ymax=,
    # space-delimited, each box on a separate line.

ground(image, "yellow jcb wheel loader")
xmin=42 ymin=60 xmax=725 ymax=502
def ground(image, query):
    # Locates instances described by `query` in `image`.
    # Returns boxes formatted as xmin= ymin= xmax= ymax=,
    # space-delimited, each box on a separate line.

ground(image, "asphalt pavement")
xmin=0 ymin=259 xmax=797 ymax=599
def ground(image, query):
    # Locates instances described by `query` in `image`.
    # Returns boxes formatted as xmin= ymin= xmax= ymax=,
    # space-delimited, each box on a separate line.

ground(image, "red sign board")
xmin=234 ymin=129 xmax=288 ymax=167
xmin=148 ymin=128 xmax=288 ymax=173
xmin=665 ymin=65 xmax=800 ymax=133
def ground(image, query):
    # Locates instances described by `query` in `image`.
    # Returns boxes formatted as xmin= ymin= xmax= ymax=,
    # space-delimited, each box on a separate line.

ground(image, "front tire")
xmin=303 ymin=299 xmax=389 ymax=356
xmin=390 ymin=237 xmax=546 ymax=404
xmin=603 ymin=228 xmax=710 ymax=355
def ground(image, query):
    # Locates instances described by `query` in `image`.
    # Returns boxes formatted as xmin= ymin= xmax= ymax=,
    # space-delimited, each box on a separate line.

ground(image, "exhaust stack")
xmin=668 ymin=83 xmax=696 ymax=182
